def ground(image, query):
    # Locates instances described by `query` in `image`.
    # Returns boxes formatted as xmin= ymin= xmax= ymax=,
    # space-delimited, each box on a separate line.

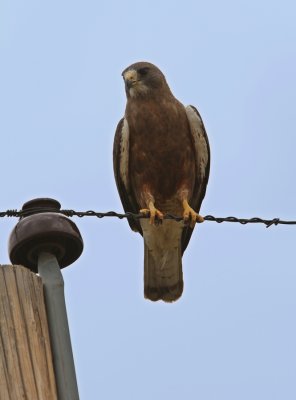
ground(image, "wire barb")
xmin=0 ymin=210 xmax=19 ymax=218
xmin=0 ymin=209 xmax=295 ymax=227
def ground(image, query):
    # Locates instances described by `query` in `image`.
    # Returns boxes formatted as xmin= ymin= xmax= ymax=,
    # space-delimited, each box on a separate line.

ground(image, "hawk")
xmin=113 ymin=62 xmax=210 ymax=302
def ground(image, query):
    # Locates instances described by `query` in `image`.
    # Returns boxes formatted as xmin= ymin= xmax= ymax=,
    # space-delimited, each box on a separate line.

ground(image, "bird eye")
xmin=138 ymin=67 xmax=150 ymax=76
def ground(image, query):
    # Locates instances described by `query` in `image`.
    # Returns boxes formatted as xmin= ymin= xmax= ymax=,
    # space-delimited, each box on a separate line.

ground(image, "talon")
xmin=182 ymin=200 xmax=203 ymax=228
xmin=140 ymin=208 xmax=150 ymax=216
xmin=140 ymin=203 xmax=163 ymax=226
xmin=197 ymin=215 xmax=204 ymax=223
xmin=151 ymin=209 xmax=164 ymax=226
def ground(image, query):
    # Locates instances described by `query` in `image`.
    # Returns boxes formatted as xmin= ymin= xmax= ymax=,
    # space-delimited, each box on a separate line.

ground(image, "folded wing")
xmin=113 ymin=118 xmax=142 ymax=234
xmin=181 ymin=105 xmax=210 ymax=254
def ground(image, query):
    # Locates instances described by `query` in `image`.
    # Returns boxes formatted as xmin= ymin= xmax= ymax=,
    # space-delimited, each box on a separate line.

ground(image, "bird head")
xmin=122 ymin=62 xmax=172 ymax=99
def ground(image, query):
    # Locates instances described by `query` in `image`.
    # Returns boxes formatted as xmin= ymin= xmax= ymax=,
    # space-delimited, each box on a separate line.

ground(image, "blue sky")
xmin=1 ymin=1 xmax=296 ymax=399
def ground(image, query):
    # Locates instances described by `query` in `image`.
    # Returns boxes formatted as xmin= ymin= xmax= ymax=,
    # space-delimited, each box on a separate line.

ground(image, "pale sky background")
xmin=1 ymin=1 xmax=296 ymax=399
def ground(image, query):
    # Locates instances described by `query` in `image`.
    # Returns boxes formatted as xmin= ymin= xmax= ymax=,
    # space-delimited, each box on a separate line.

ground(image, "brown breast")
xmin=126 ymin=97 xmax=196 ymax=211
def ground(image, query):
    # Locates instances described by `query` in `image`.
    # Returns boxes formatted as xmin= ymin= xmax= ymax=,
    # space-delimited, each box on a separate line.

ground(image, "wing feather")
xmin=113 ymin=118 xmax=142 ymax=234
xmin=181 ymin=105 xmax=210 ymax=253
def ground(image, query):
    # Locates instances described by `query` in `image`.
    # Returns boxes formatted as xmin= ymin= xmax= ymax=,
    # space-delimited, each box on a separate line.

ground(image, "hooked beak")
xmin=123 ymin=69 xmax=138 ymax=89
xmin=125 ymin=79 xmax=135 ymax=89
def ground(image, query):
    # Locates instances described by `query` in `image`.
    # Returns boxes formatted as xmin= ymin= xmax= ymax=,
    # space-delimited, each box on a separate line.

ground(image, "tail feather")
xmin=140 ymin=220 xmax=184 ymax=302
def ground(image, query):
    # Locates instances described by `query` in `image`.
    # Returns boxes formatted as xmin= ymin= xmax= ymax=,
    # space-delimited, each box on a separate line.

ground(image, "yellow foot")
xmin=140 ymin=203 xmax=163 ymax=225
xmin=183 ymin=200 xmax=204 ymax=228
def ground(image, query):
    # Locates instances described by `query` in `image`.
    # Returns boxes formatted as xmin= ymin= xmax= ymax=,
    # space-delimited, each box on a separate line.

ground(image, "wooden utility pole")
xmin=1 ymin=197 xmax=84 ymax=400
xmin=0 ymin=265 xmax=57 ymax=399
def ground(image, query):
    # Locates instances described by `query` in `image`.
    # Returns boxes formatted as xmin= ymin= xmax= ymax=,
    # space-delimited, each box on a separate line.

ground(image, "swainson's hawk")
xmin=113 ymin=61 xmax=210 ymax=302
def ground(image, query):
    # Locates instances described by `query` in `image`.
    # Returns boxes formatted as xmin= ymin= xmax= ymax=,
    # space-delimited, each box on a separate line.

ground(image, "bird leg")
xmin=182 ymin=199 xmax=204 ymax=228
xmin=140 ymin=201 xmax=164 ymax=226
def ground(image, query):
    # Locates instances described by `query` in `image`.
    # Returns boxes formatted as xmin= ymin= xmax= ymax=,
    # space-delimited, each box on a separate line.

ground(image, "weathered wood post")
xmin=0 ymin=265 xmax=58 ymax=399
xmin=3 ymin=198 xmax=83 ymax=400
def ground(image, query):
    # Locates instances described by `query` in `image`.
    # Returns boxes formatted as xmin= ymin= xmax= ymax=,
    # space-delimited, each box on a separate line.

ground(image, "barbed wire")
xmin=0 ymin=208 xmax=295 ymax=228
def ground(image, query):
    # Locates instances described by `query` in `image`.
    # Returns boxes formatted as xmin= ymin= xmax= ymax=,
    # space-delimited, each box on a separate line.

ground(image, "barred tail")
xmin=140 ymin=220 xmax=184 ymax=302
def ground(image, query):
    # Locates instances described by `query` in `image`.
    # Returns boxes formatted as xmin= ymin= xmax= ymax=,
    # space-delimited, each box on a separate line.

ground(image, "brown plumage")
xmin=113 ymin=62 xmax=210 ymax=302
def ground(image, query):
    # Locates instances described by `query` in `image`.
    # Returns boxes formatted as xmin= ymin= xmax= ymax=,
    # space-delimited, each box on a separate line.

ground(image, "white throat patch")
xmin=123 ymin=69 xmax=150 ymax=98
xmin=129 ymin=83 xmax=149 ymax=98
